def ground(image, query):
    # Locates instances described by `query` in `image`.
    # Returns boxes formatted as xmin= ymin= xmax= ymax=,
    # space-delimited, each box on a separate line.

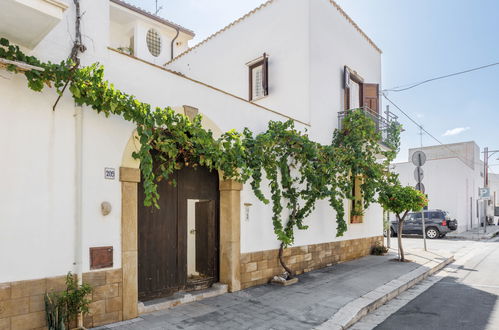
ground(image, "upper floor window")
xmin=248 ymin=53 xmax=269 ymax=101
xmin=146 ymin=29 xmax=162 ymax=57
xmin=344 ymin=66 xmax=379 ymax=114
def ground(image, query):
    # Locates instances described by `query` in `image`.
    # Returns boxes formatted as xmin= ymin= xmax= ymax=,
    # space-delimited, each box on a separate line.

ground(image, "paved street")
xmin=96 ymin=252 xmax=427 ymax=330
xmin=354 ymin=236 xmax=499 ymax=330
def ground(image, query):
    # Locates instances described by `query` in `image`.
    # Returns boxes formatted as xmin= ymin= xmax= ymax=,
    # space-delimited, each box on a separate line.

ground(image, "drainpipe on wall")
xmin=74 ymin=105 xmax=84 ymax=328
xmin=171 ymin=27 xmax=180 ymax=60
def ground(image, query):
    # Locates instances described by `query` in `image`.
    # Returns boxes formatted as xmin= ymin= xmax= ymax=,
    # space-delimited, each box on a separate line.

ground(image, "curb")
xmin=315 ymin=254 xmax=455 ymax=330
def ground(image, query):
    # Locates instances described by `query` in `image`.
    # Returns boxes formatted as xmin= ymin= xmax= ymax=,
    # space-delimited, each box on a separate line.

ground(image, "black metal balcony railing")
xmin=337 ymin=107 xmax=400 ymax=148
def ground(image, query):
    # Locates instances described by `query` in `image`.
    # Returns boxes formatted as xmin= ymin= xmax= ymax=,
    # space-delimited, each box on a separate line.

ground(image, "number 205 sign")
xmin=105 ymin=167 xmax=116 ymax=180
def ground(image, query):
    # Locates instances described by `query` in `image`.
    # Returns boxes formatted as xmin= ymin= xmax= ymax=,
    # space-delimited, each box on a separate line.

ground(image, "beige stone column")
xmin=120 ymin=167 xmax=140 ymax=320
xmin=219 ymin=179 xmax=243 ymax=292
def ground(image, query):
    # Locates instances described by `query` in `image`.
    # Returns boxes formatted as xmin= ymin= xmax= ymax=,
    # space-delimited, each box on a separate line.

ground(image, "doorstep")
xmin=138 ymin=283 xmax=228 ymax=315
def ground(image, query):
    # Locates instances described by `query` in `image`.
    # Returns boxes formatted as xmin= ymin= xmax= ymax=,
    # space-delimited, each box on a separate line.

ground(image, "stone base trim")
xmin=240 ymin=236 xmax=382 ymax=289
xmin=0 ymin=269 xmax=123 ymax=329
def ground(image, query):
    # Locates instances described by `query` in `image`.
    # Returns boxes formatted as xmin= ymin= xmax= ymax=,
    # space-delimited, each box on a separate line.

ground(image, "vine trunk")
xmin=278 ymin=243 xmax=295 ymax=279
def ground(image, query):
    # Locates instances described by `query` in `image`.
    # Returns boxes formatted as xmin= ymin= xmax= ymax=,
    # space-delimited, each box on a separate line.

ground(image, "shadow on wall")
xmin=374 ymin=276 xmax=498 ymax=330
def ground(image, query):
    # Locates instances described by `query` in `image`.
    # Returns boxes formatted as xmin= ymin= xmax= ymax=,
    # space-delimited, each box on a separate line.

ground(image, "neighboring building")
xmin=392 ymin=141 xmax=487 ymax=233
xmin=489 ymin=173 xmax=499 ymax=223
xmin=0 ymin=0 xmax=397 ymax=328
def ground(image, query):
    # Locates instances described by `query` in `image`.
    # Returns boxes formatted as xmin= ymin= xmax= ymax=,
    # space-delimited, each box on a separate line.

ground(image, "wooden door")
xmin=138 ymin=172 xmax=179 ymax=301
xmin=138 ymin=165 xmax=219 ymax=301
xmin=195 ymin=200 xmax=216 ymax=278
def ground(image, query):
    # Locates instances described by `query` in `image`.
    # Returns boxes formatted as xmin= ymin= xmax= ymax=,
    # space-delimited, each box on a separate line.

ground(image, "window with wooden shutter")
xmin=363 ymin=83 xmax=379 ymax=114
xmin=248 ymin=53 xmax=269 ymax=101
xmin=343 ymin=66 xmax=363 ymax=111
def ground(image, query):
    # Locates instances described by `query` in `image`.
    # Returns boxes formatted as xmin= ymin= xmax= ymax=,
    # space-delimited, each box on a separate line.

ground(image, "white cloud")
xmin=442 ymin=127 xmax=470 ymax=136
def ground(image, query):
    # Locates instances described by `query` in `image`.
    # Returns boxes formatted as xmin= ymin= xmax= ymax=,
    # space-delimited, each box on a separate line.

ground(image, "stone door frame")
xmin=119 ymin=107 xmax=242 ymax=320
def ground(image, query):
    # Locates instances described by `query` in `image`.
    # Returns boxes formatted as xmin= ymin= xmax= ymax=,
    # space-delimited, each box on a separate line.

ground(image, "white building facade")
xmin=0 ymin=0 xmax=393 ymax=327
xmin=392 ymin=141 xmax=493 ymax=233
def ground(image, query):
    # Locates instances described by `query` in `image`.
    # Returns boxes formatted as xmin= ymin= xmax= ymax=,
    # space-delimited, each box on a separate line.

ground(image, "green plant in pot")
xmin=45 ymin=272 xmax=92 ymax=330
xmin=351 ymin=200 xmax=364 ymax=223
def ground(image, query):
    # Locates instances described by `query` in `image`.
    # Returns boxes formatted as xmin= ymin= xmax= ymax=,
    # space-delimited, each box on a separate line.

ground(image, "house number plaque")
xmin=104 ymin=167 xmax=116 ymax=180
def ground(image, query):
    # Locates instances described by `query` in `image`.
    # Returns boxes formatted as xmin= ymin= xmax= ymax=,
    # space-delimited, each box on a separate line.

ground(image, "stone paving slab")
xmin=94 ymin=249 xmax=451 ymax=330
xmin=446 ymin=225 xmax=499 ymax=240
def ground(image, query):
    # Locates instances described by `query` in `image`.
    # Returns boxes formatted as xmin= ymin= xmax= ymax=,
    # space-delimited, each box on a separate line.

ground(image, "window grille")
xmin=146 ymin=29 xmax=162 ymax=57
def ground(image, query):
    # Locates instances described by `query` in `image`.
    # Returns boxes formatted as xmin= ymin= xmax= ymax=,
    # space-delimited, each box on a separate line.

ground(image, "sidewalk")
xmin=95 ymin=250 xmax=452 ymax=330
xmin=446 ymin=225 xmax=499 ymax=240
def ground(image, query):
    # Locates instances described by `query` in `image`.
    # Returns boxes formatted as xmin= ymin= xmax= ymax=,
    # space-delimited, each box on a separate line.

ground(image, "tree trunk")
xmin=278 ymin=243 xmax=295 ymax=279
xmin=397 ymin=215 xmax=405 ymax=262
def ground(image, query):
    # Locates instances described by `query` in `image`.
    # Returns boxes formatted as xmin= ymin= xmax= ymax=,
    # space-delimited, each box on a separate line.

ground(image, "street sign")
xmin=414 ymin=167 xmax=424 ymax=181
xmin=479 ymin=187 xmax=490 ymax=199
xmin=415 ymin=182 xmax=425 ymax=193
xmin=412 ymin=151 xmax=427 ymax=167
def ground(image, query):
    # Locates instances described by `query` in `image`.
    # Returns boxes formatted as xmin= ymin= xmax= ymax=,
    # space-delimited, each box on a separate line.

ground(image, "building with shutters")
xmin=392 ymin=141 xmax=499 ymax=233
xmin=0 ymin=0 xmax=397 ymax=328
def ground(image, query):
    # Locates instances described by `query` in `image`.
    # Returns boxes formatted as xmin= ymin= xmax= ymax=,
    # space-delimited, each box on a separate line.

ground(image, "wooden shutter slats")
xmin=363 ymin=83 xmax=379 ymax=114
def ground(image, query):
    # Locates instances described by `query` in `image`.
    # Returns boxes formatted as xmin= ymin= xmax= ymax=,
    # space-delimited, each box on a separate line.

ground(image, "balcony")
xmin=0 ymin=0 xmax=68 ymax=49
xmin=338 ymin=107 xmax=400 ymax=149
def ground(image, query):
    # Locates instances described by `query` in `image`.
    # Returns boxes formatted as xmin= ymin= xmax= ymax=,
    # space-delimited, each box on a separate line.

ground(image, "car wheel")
xmin=390 ymin=228 xmax=396 ymax=237
xmin=425 ymin=227 xmax=439 ymax=239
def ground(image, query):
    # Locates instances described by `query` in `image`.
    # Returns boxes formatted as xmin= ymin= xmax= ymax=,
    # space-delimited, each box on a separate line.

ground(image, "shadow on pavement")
xmin=375 ymin=277 xmax=497 ymax=330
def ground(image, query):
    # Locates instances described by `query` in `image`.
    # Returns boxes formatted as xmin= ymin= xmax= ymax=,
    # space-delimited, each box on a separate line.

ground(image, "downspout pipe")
xmin=74 ymin=105 xmax=84 ymax=328
xmin=171 ymin=27 xmax=180 ymax=60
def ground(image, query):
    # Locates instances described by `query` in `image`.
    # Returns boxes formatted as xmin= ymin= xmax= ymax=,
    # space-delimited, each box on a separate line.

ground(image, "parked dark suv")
xmin=390 ymin=209 xmax=458 ymax=239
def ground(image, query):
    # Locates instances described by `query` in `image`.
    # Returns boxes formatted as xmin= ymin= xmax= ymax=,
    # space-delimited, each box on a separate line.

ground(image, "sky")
xmin=125 ymin=0 xmax=499 ymax=168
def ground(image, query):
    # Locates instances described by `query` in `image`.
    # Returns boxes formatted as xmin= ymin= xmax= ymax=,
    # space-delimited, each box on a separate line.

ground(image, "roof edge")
xmin=327 ymin=0 xmax=381 ymax=54
xmin=165 ymin=0 xmax=275 ymax=65
xmin=108 ymin=47 xmax=310 ymax=127
xmin=166 ymin=0 xmax=381 ymax=65
xmin=110 ymin=0 xmax=195 ymax=37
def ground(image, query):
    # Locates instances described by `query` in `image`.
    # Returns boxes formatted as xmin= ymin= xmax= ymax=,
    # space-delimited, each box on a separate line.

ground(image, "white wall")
xmin=393 ymin=158 xmax=480 ymax=232
xmin=167 ymin=0 xmax=312 ymax=125
xmin=408 ymin=141 xmax=481 ymax=171
xmin=0 ymin=0 xmax=384 ymax=282
xmin=308 ymin=0 xmax=381 ymax=144
xmin=109 ymin=2 xmax=191 ymax=65
xmin=167 ymin=0 xmax=384 ymax=252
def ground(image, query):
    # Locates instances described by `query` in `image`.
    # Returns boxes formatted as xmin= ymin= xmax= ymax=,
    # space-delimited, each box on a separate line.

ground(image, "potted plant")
xmin=371 ymin=241 xmax=389 ymax=255
xmin=351 ymin=201 xmax=364 ymax=223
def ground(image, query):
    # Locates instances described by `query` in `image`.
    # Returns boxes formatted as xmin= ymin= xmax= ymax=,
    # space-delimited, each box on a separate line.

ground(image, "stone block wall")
xmin=82 ymin=269 xmax=123 ymax=328
xmin=240 ymin=236 xmax=382 ymax=289
xmin=0 ymin=269 xmax=123 ymax=330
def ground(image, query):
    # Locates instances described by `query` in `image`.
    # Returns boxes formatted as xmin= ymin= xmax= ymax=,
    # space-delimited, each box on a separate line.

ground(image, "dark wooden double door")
xmin=138 ymin=166 xmax=219 ymax=301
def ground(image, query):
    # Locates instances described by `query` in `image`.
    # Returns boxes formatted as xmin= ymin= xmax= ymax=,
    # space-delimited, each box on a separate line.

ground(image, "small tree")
xmin=378 ymin=184 xmax=427 ymax=261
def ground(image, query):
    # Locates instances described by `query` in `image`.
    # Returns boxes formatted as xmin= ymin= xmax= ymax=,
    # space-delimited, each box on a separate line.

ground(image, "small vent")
xmin=146 ymin=29 xmax=161 ymax=57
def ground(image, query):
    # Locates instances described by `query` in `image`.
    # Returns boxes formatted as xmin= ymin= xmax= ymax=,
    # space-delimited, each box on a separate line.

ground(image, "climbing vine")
xmin=0 ymin=38 xmax=400 ymax=273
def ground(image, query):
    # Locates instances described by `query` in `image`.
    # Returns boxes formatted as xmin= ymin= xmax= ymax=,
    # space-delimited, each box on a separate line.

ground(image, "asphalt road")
xmin=374 ymin=238 xmax=499 ymax=330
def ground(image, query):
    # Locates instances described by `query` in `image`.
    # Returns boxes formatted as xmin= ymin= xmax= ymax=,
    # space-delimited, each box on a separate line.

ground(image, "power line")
xmin=383 ymin=61 xmax=499 ymax=92
xmin=383 ymin=93 xmax=477 ymax=167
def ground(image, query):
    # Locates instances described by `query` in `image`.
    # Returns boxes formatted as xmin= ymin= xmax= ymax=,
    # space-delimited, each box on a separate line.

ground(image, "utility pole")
xmin=419 ymin=125 xmax=427 ymax=251
xmin=385 ymin=105 xmax=391 ymax=249
xmin=484 ymin=147 xmax=488 ymax=234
